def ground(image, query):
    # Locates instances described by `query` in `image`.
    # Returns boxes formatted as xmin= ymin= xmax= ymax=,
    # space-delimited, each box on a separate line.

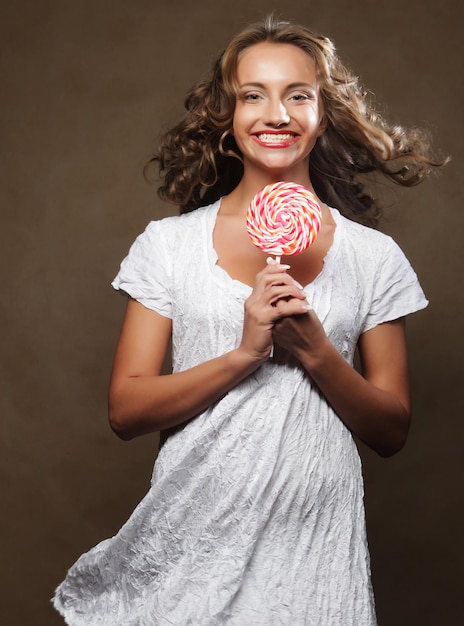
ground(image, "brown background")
xmin=1 ymin=0 xmax=462 ymax=624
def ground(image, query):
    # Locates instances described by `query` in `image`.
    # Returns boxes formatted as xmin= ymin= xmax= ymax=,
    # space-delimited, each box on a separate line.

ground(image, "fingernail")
xmin=293 ymin=279 xmax=304 ymax=289
xmin=267 ymin=257 xmax=290 ymax=269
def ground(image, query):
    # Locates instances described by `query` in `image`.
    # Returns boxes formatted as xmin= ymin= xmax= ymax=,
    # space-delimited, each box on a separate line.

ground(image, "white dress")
xmin=53 ymin=200 xmax=428 ymax=625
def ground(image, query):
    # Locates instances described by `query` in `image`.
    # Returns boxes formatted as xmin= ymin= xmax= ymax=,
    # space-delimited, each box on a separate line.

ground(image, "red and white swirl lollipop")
xmin=246 ymin=181 xmax=322 ymax=262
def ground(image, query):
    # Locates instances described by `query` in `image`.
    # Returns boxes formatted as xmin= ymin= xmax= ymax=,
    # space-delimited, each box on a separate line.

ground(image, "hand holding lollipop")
xmin=246 ymin=181 xmax=322 ymax=263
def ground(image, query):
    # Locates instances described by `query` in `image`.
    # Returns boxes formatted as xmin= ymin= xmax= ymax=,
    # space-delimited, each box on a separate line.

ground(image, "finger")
xmin=268 ymin=285 xmax=307 ymax=306
xmin=259 ymin=268 xmax=303 ymax=291
xmin=261 ymin=259 xmax=291 ymax=277
xmin=270 ymin=297 xmax=312 ymax=319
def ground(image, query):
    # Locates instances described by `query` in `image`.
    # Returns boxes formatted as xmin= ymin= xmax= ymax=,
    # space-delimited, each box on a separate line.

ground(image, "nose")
xmin=264 ymin=98 xmax=290 ymax=127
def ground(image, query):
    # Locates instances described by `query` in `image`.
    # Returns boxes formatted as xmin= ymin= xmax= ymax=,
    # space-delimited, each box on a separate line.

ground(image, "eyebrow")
xmin=238 ymin=82 xmax=317 ymax=91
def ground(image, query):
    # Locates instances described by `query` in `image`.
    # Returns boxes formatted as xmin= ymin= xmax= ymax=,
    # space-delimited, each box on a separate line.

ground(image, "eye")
xmin=289 ymin=92 xmax=313 ymax=102
xmin=240 ymin=91 xmax=263 ymax=102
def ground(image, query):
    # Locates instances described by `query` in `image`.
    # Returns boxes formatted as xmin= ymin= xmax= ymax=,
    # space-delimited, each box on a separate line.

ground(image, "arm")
xmin=108 ymin=263 xmax=308 ymax=440
xmin=273 ymin=311 xmax=411 ymax=457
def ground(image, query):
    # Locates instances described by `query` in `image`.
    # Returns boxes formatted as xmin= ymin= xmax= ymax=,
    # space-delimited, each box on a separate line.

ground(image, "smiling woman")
xmin=231 ymin=42 xmax=327 ymax=187
xmin=52 ymin=14 xmax=447 ymax=626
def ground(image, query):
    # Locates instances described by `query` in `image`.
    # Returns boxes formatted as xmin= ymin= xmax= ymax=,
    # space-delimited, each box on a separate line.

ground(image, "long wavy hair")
xmin=148 ymin=16 xmax=447 ymax=225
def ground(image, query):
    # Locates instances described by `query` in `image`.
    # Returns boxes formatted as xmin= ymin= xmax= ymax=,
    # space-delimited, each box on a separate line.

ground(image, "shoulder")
xmin=143 ymin=202 xmax=218 ymax=242
xmin=335 ymin=209 xmax=390 ymax=244
xmin=332 ymin=209 xmax=423 ymax=302
xmin=334 ymin=209 xmax=401 ymax=261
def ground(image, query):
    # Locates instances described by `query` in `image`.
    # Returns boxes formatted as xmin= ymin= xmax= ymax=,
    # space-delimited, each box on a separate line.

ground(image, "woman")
xmin=54 ymin=16 xmax=444 ymax=625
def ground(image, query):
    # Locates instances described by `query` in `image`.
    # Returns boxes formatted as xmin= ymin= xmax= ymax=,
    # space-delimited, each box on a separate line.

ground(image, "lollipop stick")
xmin=268 ymin=255 xmax=283 ymax=357
xmin=269 ymin=255 xmax=281 ymax=358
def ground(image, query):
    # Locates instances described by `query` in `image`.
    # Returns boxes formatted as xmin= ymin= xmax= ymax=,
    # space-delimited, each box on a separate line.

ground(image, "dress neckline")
xmin=206 ymin=198 xmax=342 ymax=294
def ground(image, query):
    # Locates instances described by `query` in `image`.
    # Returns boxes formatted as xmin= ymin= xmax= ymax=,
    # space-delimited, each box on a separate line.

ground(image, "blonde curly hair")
xmin=149 ymin=16 xmax=446 ymax=224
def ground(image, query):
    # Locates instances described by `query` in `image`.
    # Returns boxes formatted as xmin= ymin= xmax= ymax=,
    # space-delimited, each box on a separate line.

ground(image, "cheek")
xmin=231 ymin=128 xmax=246 ymax=154
xmin=231 ymin=116 xmax=247 ymax=145
xmin=232 ymin=103 xmax=256 ymax=132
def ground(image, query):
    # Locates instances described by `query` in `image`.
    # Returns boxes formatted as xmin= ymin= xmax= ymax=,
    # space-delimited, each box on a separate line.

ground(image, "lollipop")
xmin=246 ymin=181 xmax=322 ymax=262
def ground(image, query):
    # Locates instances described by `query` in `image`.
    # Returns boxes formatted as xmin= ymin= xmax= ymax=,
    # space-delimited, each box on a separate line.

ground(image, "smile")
xmin=253 ymin=133 xmax=300 ymax=147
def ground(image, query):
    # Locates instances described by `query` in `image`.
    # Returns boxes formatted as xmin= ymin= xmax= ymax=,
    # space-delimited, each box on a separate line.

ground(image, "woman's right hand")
xmin=239 ymin=259 xmax=310 ymax=361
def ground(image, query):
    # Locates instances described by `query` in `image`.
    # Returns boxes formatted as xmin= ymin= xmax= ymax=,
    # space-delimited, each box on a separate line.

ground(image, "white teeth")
xmin=257 ymin=133 xmax=294 ymax=142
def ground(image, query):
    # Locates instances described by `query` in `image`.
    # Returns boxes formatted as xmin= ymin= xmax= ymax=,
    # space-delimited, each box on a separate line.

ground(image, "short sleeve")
xmin=362 ymin=237 xmax=428 ymax=333
xmin=111 ymin=220 xmax=172 ymax=318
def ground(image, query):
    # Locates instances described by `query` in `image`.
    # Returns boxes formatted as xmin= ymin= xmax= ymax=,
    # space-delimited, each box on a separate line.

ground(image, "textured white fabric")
xmin=53 ymin=201 xmax=428 ymax=625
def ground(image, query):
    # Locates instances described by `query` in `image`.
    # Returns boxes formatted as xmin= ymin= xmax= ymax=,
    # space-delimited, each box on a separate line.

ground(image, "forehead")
xmin=236 ymin=42 xmax=318 ymax=82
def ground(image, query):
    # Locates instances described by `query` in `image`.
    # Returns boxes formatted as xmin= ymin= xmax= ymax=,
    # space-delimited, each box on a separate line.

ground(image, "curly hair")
xmin=148 ymin=15 xmax=447 ymax=224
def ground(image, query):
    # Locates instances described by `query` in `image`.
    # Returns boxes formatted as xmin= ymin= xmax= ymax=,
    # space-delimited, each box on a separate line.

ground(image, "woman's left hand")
xmin=273 ymin=302 xmax=412 ymax=457
xmin=272 ymin=302 xmax=329 ymax=361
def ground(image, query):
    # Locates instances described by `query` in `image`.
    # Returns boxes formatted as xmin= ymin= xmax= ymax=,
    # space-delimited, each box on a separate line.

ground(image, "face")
xmin=232 ymin=42 xmax=327 ymax=184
